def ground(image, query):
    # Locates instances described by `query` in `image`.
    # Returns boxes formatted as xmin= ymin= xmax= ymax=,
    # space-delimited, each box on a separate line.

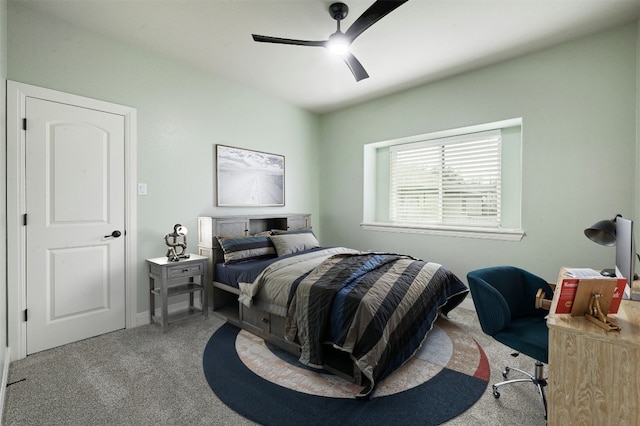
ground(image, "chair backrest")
xmin=467 ymin=266 xmax=552 ymax=336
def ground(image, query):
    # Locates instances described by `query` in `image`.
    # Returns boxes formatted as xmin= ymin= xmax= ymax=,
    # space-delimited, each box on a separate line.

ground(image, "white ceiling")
xmin=17 ymin=0 xmax=640 ymax=113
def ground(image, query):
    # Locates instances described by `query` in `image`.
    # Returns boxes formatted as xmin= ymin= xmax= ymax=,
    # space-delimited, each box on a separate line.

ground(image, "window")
xmin=390 ymin=130 xmax=501 ymax=227
xmin=363 ymin=119 xmax=524 ymax=241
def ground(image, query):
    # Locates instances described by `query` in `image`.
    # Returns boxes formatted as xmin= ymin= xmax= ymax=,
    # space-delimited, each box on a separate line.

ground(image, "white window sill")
xmin=360 ymin=222 xmax=525 ymax=241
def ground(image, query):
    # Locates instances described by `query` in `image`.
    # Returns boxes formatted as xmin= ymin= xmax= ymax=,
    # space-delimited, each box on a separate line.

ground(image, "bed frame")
xmin=197 ymin=214 xmax=362 ymax=383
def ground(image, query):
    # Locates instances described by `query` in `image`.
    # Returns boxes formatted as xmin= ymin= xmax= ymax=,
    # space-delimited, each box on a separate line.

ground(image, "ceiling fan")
xmin=252 ymin=1 xmax=409 ymax=82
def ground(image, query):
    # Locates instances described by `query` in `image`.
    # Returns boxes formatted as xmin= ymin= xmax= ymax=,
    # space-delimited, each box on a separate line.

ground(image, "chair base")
xmin=492 ymin=360 xmax=547 ymax=420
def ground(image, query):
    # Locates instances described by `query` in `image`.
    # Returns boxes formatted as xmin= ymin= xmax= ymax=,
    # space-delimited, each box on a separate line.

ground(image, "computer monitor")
xmin=614 ymin=216 xmax=637 ymax=300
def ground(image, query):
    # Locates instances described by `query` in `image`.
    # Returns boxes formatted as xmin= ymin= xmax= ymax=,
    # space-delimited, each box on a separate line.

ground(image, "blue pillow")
xmin=217 ymin=235 xmax=276 ymax=265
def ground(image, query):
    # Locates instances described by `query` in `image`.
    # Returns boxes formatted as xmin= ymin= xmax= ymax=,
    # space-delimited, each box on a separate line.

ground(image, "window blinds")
xmin=389 ymin=130 xmax=502 ymax=227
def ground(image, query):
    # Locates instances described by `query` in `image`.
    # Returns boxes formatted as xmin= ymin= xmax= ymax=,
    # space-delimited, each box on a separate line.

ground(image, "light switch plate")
xmin=137 ymin=183 xmax=148 ymax=195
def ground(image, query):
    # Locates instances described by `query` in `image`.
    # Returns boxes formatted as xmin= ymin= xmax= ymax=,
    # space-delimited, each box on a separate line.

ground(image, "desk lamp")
xmin=584 ymin=215 xmax=620 ymax=276
xmin=165 ymin=224 xmax=190 ymax=261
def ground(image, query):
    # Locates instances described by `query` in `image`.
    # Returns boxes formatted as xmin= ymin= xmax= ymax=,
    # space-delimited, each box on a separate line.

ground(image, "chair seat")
xmin=493 ymin=317 xmax=548 ymax=364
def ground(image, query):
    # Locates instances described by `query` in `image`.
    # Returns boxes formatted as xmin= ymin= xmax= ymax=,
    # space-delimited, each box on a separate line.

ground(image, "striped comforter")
xmin=241 ymin=248 xmax=469 ymax=397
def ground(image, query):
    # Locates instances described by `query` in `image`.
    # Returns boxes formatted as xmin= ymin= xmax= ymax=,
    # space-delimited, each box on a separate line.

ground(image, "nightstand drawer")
xmin=167 ymin=263 xmax=203 ymax=279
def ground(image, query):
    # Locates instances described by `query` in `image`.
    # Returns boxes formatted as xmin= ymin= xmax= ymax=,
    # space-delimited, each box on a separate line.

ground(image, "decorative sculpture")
xmin=165 ymin=224 xmax=190 ymax=262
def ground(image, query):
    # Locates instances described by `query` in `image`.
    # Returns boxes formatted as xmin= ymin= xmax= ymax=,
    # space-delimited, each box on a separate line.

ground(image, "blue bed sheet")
xmin=215 ymin=247 xmax=327 ymax=288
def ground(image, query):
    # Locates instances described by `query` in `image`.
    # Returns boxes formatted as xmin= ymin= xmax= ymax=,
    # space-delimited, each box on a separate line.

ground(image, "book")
xmin=564 ymin=268 xmax=601 ymax=278
xmin=555 ymin=279 xmax=579 ymax=314
xmin=608 ymin=278 xmax=628 ymax=313
xmin=554 ymin=277 xmax=627 ymax=315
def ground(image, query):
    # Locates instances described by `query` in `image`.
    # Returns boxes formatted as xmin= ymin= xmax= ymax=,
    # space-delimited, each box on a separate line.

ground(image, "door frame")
xmin=7 ymin=81 xmax=138 ymax=361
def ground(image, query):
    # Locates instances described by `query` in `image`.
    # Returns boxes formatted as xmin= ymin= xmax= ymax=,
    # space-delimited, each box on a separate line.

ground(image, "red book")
xmin=555 ymin=279 xmax=579 ymax=314
xmin=608 ymin=278 xmax=628 ymax=314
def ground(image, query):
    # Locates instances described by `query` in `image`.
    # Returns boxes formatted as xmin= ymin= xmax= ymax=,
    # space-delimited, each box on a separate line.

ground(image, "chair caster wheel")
xmin=492 ymin=385 xmax=500 ymax=398
xmin=502 ymin=366 xmax=510 ymax=378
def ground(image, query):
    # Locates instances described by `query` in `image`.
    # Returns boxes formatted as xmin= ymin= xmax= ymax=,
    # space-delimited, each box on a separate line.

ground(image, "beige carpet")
xmin=3 ymin=308 xmax=547 ymax=425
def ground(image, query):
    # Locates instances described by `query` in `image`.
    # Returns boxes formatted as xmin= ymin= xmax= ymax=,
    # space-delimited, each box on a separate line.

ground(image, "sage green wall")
xmin=637 ymin=20 xmax=640 ymax=222
xmin=1 ymin=0 xmax=8 ymax=376
xmin=7 ymin=3 xmax=320 ymax=316
xmin=318 ymin=23 xmax=638 ymax=284
xmin=5 ymin=1 xmax=639 ymax=320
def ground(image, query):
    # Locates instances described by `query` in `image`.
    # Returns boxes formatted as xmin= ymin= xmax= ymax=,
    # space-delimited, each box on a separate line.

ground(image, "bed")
xmin=197 ymin=215 xmax=469 ymax=398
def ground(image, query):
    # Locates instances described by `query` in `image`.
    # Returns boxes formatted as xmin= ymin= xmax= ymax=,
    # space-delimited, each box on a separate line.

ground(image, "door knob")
xmin=105 ymin=230 xmax=122 ymax=238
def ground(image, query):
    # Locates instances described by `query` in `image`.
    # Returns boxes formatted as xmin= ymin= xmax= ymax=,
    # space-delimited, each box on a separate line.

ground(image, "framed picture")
xmin=216 ymin=144 xmax=285 ymax=207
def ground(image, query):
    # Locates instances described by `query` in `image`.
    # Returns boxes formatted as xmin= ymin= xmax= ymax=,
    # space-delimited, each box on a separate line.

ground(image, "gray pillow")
xmin=270 ymin=233 xmax=320 ymax=256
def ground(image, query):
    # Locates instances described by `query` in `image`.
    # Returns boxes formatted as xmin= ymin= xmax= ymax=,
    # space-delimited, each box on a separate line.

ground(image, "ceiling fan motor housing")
xmin=330 ymin=3 xmax=349 ymax=21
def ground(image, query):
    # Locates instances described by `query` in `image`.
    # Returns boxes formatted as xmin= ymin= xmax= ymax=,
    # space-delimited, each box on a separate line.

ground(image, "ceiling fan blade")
xmin=344 ymin=0 xmax=409 ymax=43
xmin=342 ymin=53 xmax=369 ymax=81
xmin=252 ymin=34 xmax=326 ymax=47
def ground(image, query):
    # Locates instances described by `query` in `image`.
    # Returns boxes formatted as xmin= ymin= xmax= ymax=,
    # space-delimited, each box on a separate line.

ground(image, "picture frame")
xmin=216 ymin=144 xmax=285 ymax=207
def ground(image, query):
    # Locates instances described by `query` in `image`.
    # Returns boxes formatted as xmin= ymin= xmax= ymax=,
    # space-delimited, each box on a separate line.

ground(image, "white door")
xmin=25 ymin=97 xmax=126 ymax=354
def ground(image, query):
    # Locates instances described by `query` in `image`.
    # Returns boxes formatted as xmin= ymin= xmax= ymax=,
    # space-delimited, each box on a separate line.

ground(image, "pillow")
xmin=270 ymin=233 xmax=320 ymax=257
xmin=270 ymin=228 xmax=314 ymax=235
xmin=217 ymin=235 xmax=276 ymax=265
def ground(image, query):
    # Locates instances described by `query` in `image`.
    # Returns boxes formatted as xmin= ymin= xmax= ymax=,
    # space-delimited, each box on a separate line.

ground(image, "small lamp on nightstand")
xmin=165 ymin=224 xmax=190 ymax=261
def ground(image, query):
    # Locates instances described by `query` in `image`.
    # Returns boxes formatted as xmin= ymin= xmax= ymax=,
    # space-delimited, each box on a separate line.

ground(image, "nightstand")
xmin=147 ymin=254 xmax=209 ymax=332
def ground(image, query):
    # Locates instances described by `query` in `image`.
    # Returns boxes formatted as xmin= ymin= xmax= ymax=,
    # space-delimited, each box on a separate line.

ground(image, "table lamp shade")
xmin=584 ymin=216 xmax=618 ymax=247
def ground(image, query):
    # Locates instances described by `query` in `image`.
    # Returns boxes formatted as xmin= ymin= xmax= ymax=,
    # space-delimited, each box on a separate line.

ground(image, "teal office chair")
xmin=467 ymin=266 xmax=554 ymax=420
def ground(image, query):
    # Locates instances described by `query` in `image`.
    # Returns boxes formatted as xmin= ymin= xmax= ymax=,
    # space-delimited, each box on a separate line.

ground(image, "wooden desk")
xmin=547 ymin=268 xmax=640 ymax=425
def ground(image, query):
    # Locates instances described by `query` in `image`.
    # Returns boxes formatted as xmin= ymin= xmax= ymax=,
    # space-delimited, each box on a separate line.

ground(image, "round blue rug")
xmin=203 ymin=318 xmax=489 ymax=425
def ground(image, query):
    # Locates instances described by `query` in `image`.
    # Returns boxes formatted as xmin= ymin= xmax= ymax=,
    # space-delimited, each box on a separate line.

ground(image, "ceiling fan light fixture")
xmin=326 ymin=32 xmax=350 ymax=55
xmin=251 ymin=1 xmax=408 ymax=81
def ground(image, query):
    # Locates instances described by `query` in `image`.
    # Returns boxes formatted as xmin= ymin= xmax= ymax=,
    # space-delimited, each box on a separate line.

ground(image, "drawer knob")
xmin=261 ymin=317 xmax=269 ymax=324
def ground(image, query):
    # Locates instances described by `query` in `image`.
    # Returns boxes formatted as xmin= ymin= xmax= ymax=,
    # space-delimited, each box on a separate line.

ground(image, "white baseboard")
xmin=0 ymin=346 xmax=11 ymax=425
xmin=135 ymin=297 xmax=204 ymax=327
